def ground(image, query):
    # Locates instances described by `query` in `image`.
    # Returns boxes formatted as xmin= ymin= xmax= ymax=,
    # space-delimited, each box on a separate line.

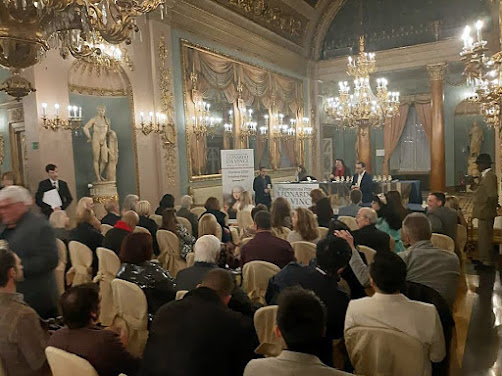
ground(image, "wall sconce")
xmin=139 ymin=111 xmax=168 ymax=135
xmin=41 ymin=103 xmax=82 ymax=131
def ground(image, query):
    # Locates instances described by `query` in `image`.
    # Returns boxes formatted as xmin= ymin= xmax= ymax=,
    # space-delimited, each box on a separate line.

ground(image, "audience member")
xmin=1 ymin=171 xmax=15 ymax=188
xmin=0 ymin=248 xmax=50 ymax=376
xmin=351 ymin=161 xmax=373 ymax=203
xmin=287 ymin=207 xmax=321 ymax=244
xmin=35 ymin=163 xmax=73 ymax=217
xmin=337 ymin=189 xmax=362 ymax=218
xmin=345 ymin=251 xmax=445 ymax=371
xmin=135 ymin=200 xmax=159 ymax=255
xmin=49 ymin=284 xmax=139 ymax=376
xmin=372 ymin=192 xmax=406 ymax=252
xmin=76 ymin=197 xmax=100 ymax=230
xmin=160 ymin=208 xmax=196 ymax=260
xmin=122 ymin=194 xmax=139 ymax=215
xmin=240 ymin=204 xmax=268 ymax=239
xmin=101 ymin=199 xmax=121 ymax=226
xmin=0 ymin=186 xmax=58 ymax=319
xmin=49 ymin=210 xmax=71 ymax=244
xmin=199 ymin=213 xmax=221 ymax=238
xmin=140 ymin=269 xmax=256 ymax=376
xmin=309 ymin=189 xmax=333 ymax=228
xmin=103 ymin=210 xmax=139 ymax=254
xmin=155 ymin=193 xmax=174 ymax=215
xmin=426 ymin=192 xmax=458 ymax=242
xmin=445 ymin=195 xmax=468 ymax=228
xmin=116 ymin=233 xmax=175 ymax=319
xmin=241 ymin=211 xmax=295 ymax=268
xmin=266 ymin=237 xmax=351 ymax=340
xmin=238 ymin=190 xmax=254 ymax=213
xmin=246 ymin=287 xmax=351 ymax=376
xmin=271 ymin=196 xmax=293 ymax=239
xmin=201 ymin=197 xmax=231 ymax=243
xmin=352 ymin=207 xmax=390 ymax=253
xmin=176 ymin=195 xmax=199 ymax=237
xmin=69 ymin=208 xmax=104 ymax=275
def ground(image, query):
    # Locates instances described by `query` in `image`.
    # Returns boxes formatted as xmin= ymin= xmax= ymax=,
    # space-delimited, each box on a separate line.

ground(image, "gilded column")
xmin=427 ymin=63 xmax=447 ymax=192
xmin=357 ymin=125 xmax=372 ymax=172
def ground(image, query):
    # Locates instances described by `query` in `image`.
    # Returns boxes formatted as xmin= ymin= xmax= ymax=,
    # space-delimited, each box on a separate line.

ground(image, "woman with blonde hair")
xmin=199 ymin=213 xmax=221 ymax=239
xmin=136 ymin=200 xmax=160 ymax=255
xmin=49 ymin=210 xmax=71 ymax=244
xmin=287 ymin=207 xmax=321 ymax=244
xmin=160 ymin=208 xmax=196 ymax=260
xmin=76 ymin=196 xmax=100 ymax=230
xmin=445 ymin=195 xmax=468 ymax=227
xmin=237 ymin=191 xmax=254 ymax=212
xmin=271 ymin=197 xmax=292 ymax=239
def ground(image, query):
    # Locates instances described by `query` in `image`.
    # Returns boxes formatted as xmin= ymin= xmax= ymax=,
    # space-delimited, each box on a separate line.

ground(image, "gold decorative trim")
xmin=92 ymin=195 xmax=119 ymax=204
xmin=427 ymin=63 xmax=447 ymax=81
xmin=68 ymin=84 xmax=128 ymax=97
xmin=0 ymin=135 xmax=5 ymax=166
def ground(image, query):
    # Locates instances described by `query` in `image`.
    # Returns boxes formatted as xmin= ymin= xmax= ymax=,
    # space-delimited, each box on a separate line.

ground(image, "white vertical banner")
xmin=221 ymin=149 xmax=255 ymax=219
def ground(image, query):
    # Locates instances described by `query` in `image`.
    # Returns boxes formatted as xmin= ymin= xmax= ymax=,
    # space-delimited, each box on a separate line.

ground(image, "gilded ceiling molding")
xmin=68 ymin=85 xmax=129 ymax=97
xmin=426 ymin=63 xmax=447 ymax=81
xmin=311 ymin=0 xmax=348 ymax=60
xmin=212 ymin=0 xmax=308 ymax=45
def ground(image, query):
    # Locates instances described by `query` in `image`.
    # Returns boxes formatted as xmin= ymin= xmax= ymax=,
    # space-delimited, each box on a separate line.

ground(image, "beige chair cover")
xmin=190 ymin=207 xmax=206 ymax=218
xmin=338 ymin=216 xmax=358 ymax=231
xmin=495 ymin=216 xmax=502 ymax=229
xmin=237 ymin=211 xmax=254 ymax=233
xmin=93 ymin=247 xmax=121 ymax=326
xmin=318 ymin=227 xmax=329 ymax=238
xmin=291 ymin=241 xmax=316 ymax=265
xmin=176 ymin=290 xmax=188 ymax=300
xmin=186 ymin=252 xmax=195 ymax=268
xmin=149 ymin=214 xmax=162 ymax=227
xmin=253 ymin=305 xmax=285 ymax=357
xmin=134 ymin=226 xmax=150 ymax=234
xmin=457 ymin=224 xmax=467 ymax=253
xmin=271 ymin=226 xmax=291 ymax=240
xmin=177 ymin=217 xmax=192 ymax=235
xmin=55 ymin=239 xmax=68 ymax=296
xmin=100 ymin=224 xmax=113 ymax=236
xmin=242 ymin=261 xmax=280 ymax=305
xmin=45 ymin=346 xmax=99 ymax=376
xmin=66 ymin=241 xmax=93 ymax=287
xmin=230 ymin=227 xmax=240 ymax=245
xmin=241 ymin=237 xmax=254 ymax=246
xmin=358 ymin=245 xmax=377 ymax=265
xmin=157 ymin=230 xmax=186 ymax=277
xmin=174 ymin=205 xmax=181 ymax=212
xmin=431 ymin=233 xmax=455 ymax=253
xmin=345 ymin=326 xmax=428 ymax=376
xmin=111 ymin=279 xmax=149 ymax=358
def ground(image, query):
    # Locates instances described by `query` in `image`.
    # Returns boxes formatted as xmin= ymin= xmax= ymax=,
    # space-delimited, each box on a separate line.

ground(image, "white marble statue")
xmin=106 ymin=129 xmax=119 ymax=182
xmin=469 ymin=121 xmax=484 ymax=157
xmin=83 ymin=105 xmax=111 ymax=182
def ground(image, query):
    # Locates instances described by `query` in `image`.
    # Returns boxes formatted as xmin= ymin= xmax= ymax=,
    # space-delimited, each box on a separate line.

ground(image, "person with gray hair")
xmin=176 ymin=195 xmax=198 ymax=237
xmin=351 ymin=207 xmax=391 ymax=253
xmin=103 ymin=210 xmax=140 ymax=254
xmin=101 ymin=199 xmax=120 ymax=226
xmin=122 ymin=194 xmax=139 ymax=215
xmin=0 ymin=185 xmax=59 ymax=318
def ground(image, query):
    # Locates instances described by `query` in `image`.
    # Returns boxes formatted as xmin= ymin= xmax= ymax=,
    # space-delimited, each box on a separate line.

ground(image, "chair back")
xmin=494 ymin=216 xmax=502 ymax=229
xmin=237 ymin=210 xmax=254 ymax=233
xmin=230 ymin=227 xmax=240 ymax=245
xmin=318 ymin=227 xmax=329 ymax=238
xmin=291 ymin=241 xmax=316 ymax=265
xmin=93 ymin=247 xmax=121 ymax=326
xmin=45 ymin=346 xmax=99 ymax=376
xmin=358 ymin=245 xmax=377 ymax=265
xmin=254 ymin=305 xmax=285 ymax=357
xmin=431 ymin=233 xmax=455 ymax=253
xmin=338 ymin=216 xmax=358 ymax=231
xmin=176 ymin=290 xmax=188 ymax=300
xmin=100 ymin=224 xmax=113 ymax=236
xmin=149 ymin=214 xmax=162 ymax=227
xmin=198 ymin=214 xmax=222 ymax=241
xmin=156 ymin=230 xmax=186 ymax=277
xmin=177 ymin=217 xmax=192 ymax=235
xmin=55 ymin=239 xmax=67 ymax=296
xmin=242 ymin=261 xmax=280 ymax=305
xmin=66 ymin=241 xmax=93 ymax=287
xmin=111 ymin=279 xmax=149 ymax=358
xmin=271 ymin=226 xmax=291 ymax=240
xmin=186 ymin=252 xmax=195 ymax=268
xmin=241 ymin=237 xmax=254 ymax=247
xmin=345 ymin=326 xmax=428 ymax=376
xmin=134 ymin=226 xmax=150 ymax=234
xmin=456 ymin=224 xmax=467 ymax=253
xmin=190 ymin=207 xmax=206 ymax=218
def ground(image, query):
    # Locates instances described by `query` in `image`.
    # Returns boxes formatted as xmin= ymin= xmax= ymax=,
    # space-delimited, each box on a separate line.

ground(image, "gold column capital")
xmin=426 ymin=63 xmax=447 ymax=81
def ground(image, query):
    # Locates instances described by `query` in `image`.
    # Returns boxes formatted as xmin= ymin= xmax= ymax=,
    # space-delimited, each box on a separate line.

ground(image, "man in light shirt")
xmin=351 ymin=161 xmax=373 ymax=203
xmin=345 ymin=251 xmax=445 ymax=373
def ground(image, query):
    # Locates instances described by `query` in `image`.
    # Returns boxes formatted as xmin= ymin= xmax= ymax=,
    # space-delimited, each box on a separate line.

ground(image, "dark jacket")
xmin=138 ymin=216 xmax=160 ymax=255
xmin=253 ymin=174 xmax=272 ymax=207
xmin=116 ymin=261 xmax=176 ymax=319
xmin=311 ymin=197 xmax=334 ymax=228
xmin=69 ymin=222 xmax=104 ymax=275
xmin=351 ymin=172 xmax=373 ymax=203
xmin=201 ymin=209 xmax=231 ymax=243
xmin=352 ymin=224 xmax=391 ymax=253
xmin=54 ymin=227 xmax=71 ymax=245
xmin=0 ymin=210 xmax=58 ymax=319
xmin=139 ymin=287 xmax=257 ymax=376
xmin=240 ymin=231 xmax=295 ymax=269
xmin=35 ymin=179 xmax=73 ymax=217
xmin=103 ymin=221 xmax=132 ymax=254
xmin=266 ymin=263 xmax=349 ymax=339
xmin=176 ymin=207 xmax=199 ymax=237
xmin=427 ymin=206 xmax=458 ymax=242
xmin=48 ymin=326 xmax=139 ymax=376
xmin=101 ymin=213 xmax=120 ymax=227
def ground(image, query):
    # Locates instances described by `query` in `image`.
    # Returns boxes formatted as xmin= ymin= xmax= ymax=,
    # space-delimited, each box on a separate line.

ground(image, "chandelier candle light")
xmin=41 ymin=102 xmax=82 ymax=131
xmin=139 ymin=111 xmax=167 ymax=135
xmin=191 ymin=101 xmax=222 ymax=137
xmin=324 ymin=37 xmax=400 ymax=128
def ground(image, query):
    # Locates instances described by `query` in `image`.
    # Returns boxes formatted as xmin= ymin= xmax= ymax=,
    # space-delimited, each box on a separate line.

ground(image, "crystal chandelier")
xmin=324 ymin=37 xmax=400 ymax=128
xmin=191 ymin=100 xmax=222 ymax=138
xmin=460 ymin=20 xmax=502 ymax=127
xmin=0 ymin=0 xmax=163 ymax=98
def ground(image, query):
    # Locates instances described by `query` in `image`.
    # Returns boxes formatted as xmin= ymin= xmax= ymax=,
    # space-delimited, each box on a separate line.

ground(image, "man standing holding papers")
xmin=35 ymin=164 xmax=73 ymax=217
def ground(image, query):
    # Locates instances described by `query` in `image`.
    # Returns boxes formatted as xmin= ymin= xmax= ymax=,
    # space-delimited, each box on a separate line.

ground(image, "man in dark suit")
xmin=35 ymin=164 xmax=73 ymax=217
xmin=253 ymin=166 xmax=272 ymax=208
xmin=352 ymin=207 xmax=391 ymax=253
xmin=351 ymin=161 xmax=373 ymax=203
xmin=426 ymin=192 xmax=458 ymax=242
xmin=240 ymin=211 xmax=295 ymax=269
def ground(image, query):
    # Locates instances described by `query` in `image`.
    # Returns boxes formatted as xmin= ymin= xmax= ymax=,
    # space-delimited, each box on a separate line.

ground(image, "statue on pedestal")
xmin=469 ymin=121 xmax=484 ymax=157
xmin=106 ymin=130 xmax=119 ymax=182
xmin=83 ymin=105 xmax=111 ymax=182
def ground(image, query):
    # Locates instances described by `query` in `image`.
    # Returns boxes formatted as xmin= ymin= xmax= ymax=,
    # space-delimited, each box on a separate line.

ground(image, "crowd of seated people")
xmin=0 ymin=185 xmax=469 ymax=376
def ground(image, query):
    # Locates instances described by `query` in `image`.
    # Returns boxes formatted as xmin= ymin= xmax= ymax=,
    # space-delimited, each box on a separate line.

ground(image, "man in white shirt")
xmin=350 ymin=161 xmax=373 ymax=203
xmin=345 ymin=251 xmax=445 ymax=372
xmin=245 ymin=287 xmax=351 ymax=376
xmin=34 ymin=164 xmax=73 ymax=217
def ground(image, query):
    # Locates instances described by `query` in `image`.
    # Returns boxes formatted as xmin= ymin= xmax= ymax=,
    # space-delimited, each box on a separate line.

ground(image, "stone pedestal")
xmin=89 ymin=181 xmax=118 ymax=219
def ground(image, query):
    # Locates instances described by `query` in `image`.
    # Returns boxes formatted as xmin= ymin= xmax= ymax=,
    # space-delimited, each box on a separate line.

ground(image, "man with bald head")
xmin=351 ymin=207 xmax=391 ymax=253
xmin=103 ymin=210 xmax=139 ymax=254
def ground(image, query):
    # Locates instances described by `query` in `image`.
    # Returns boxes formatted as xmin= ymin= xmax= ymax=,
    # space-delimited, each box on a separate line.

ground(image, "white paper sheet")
xmin=43 ymin=189 xmax=62 ymax=209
